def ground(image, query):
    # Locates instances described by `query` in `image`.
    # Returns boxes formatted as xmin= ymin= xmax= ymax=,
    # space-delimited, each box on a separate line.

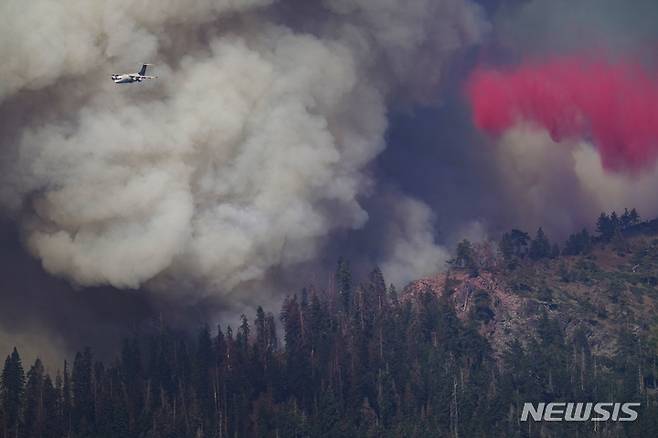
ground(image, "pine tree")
xmin=499 ymin=232 xmax=515 ymax=262
xmin=336 ymin=258 xmax=353 ymax=313
xmin=612 ymin=226 xmax=629 ymax=254
xmin=280 ymin=296 xmax=309 ymax=406
xmin=1 ymin=349 xmax=25 ymax=438
xmin=550 ymin=243 xmax=560 ymax=258
xmin=238 ymin=315 xmax=250 ymax=354
xmin=195 ymin=325 xmax=215 ymax=435
xmin=596 ymin=212 xmax=614 ymax=241
xmin=313 ymin=388 xmax=343 ymax=437
xmin=455 ymin=239 xmax=479 ymax=276
xmin=62 ymin=361 xmax=72 ymax=437
xmin=564 ymin=228 xmax=592 ymax=256
xmin=265 ymin=313 xmax=278 ymax=354
xmin=500 ymin=229 xmax=530 ymax=267
xmin=23 ymin=358 xmax=46 ymax=438
xmin=629 ymin=208 xmax=640 ymax=226
xmin=610 ymin=211 xmax=620 ymax=231
xmin=72 ymin=348 xmax=94 ymax=435
xmin=309 ymin=293 xmax=332 ymax=379
xmin=529 ymin=227 xmax=551 ymax=260
xmin=367 ymin=267 xmax=387 ymax=313
xmin=42 ymin=375 xmax=61 ymax=438
xmin=621 ymin=208 xmax=632 ymax=229
xmin=509 ymin=229 xmax=530 ymax=257
xmin=387 ymin=284 xmax=398 ymax=307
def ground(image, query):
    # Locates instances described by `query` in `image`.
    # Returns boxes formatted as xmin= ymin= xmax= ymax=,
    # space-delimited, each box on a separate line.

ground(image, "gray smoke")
xmin=491 ymin=125 xmax=658 ymax=237
xmin=493 ymin=0 xmax=658 ymax=57
xmin=0 ymin=0 xmax=488 ymax=306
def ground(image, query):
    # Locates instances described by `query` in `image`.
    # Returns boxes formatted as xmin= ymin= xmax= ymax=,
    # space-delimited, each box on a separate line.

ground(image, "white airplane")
xmin=111 ymin=64 xmax=157 ymax=84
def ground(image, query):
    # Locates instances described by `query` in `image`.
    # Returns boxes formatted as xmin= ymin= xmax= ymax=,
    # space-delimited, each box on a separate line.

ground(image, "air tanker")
xmin=111 ymin=64 xmax=157 ymax=84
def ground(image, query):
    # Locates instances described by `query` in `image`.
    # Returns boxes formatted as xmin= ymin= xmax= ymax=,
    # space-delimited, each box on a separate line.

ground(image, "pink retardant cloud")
xmin=466 ymin=56 xmax=658 ymax=172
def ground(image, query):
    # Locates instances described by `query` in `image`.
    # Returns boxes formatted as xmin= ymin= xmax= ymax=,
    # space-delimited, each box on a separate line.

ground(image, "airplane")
xmin=111 ymin=64 xmax=157 ymax=84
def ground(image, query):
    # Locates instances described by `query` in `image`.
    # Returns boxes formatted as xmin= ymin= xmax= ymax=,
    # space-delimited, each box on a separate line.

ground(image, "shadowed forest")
xmin=2 ymin=209 xmax=658 ymax=438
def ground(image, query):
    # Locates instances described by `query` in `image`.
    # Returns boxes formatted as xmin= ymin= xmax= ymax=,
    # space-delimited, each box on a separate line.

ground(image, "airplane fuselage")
xmin=111 ymin=65 xmax=156 ymax=84
xmin=112 ymin=74 xmax=138 ymax=84
xmin=111 ymin=74 xmax=153 ymax=84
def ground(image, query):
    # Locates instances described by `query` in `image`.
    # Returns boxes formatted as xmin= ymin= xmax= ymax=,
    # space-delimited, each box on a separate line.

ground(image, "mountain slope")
xmin=2 ymin=217 xmax=658 ymax=437
xmin=405 ymin=225 xmax=658 ymax=360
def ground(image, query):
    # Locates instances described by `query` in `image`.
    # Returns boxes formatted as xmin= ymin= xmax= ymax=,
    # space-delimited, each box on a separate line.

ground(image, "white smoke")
xmin=376 ymin=193 xmax=451 ymax=287
xmin=0 ymin=0 xmax=274 ymax=100
xmin=572 ymin=146 xmax=658 ymax=220
xmin=1 ymin=0 xmax=487 ymax=298
xmin=493 ymin=124 xmax=658 ymax=237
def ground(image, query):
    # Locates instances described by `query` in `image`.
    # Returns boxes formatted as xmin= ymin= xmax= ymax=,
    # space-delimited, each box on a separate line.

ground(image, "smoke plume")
xmin=487 ymin=124 xmax=658 ymax=237
xmin=0 ymin=0 xmax=487 ymax=305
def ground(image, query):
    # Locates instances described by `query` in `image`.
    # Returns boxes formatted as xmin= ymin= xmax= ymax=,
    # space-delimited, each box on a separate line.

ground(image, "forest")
xmin=2 ymin=208 xmax=658 ymax=438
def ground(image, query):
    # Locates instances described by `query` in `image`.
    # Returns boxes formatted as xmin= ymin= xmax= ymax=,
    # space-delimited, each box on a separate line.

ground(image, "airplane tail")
xmin=138 ymin=64 xmax=151 ymax=76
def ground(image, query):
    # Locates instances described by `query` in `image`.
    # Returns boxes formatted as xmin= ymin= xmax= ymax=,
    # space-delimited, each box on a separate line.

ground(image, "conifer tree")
xmin=62 ymin=361 xmax=72 ymax=437
xmin=596 ymin=212 xmax=614 ymax=241
xmin=72 ymin=348 xmax=93 ymax=435
xmin=42 ymin=375 xmax=61 ymax=438
xmin=629 ymin=208 xmax=640 ymax=225
xmin=195 ymin=325 xmax=214 ymax=434
xmin=529 ymin=227 xmax=551 ymax=260
xmin=455 ymin=239 xmax=479 ymax=276
xmin=1 ymin=348 xmax=25 ymax=438
xmin=23 ymin=358 xmax=46 ymax=438
xmin=336 ymin=258 xmax=353 ymax=313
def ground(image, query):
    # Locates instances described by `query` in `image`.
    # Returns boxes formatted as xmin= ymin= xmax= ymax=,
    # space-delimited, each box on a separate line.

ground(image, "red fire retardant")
xmin=467 ymin=57 xmax=658 ymax=172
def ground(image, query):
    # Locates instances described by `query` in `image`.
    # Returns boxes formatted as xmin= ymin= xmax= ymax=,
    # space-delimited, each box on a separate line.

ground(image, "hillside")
xmin=2 ymin=215 xmax=658 ymax=437
xmin=405 ymin=221 xmax=658 ymax=361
